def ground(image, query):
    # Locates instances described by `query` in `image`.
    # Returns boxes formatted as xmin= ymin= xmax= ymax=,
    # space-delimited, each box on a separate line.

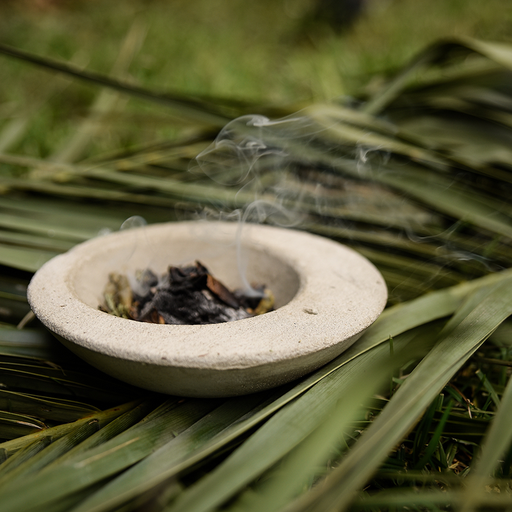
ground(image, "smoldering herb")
xmin=100 ymin=261 xmax=274 ymax=324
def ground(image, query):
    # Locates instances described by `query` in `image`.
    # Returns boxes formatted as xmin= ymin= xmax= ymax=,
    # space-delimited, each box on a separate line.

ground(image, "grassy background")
xmin=2 ymin=0 xmax=512 ymax=157
xmin=2 ymin=0 xmax=511 ymax=100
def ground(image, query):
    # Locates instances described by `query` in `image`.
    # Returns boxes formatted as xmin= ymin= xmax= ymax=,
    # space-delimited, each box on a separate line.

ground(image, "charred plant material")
xmin=101 ymin=261 xmax=274 ymax=325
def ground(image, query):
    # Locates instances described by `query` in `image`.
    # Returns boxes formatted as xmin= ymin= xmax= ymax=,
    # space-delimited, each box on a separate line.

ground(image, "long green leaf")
xmin=0 ymin=419 xmax=100 ymax=488
xmin=0 ymin=400 xmax=139 ymax=457
xmin=0 ymin=389 xmax=99 ymax=422
xmin=0 ymin=411 xmax=46 ymax=439
xmin=0 ymin=437 xmax=51 ymax=476
xmin=0 ymin=42 xmax=230 ymax=127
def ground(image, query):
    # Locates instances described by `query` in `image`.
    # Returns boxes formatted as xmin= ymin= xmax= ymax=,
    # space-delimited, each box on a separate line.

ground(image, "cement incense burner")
xmin=28 ymin=222 xmax=387 ymax=397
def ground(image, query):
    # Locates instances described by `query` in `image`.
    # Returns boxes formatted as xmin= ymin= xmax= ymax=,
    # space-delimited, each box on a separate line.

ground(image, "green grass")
xmin=1 ymin=0 xmax=512 ymax=157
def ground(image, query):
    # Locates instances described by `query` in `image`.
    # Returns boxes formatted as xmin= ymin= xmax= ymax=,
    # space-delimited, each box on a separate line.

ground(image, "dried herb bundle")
xmin=101 ymin=261 xmax=274 ymax=325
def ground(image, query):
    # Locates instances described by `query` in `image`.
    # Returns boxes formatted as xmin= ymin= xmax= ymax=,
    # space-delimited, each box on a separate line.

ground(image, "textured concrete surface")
xmin=28 ymin=221 xmax=387 ymax=397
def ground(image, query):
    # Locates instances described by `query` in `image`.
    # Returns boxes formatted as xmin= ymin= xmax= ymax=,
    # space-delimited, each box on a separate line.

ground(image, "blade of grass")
xmin=459 ymin=371 xmax=512 ymax=512
xmin=413 ymin=402 xmax=454 ymax=470
xmin=0 ymin=419 xmax=100 ymax=488
xmin=0 ymin=175 xmax=179 ymax=211
xmin=0 ymin=153 xmax=258 ymax=208
xmin=0 ymin=230 xmax=74 ymax=252
xmin=362 ymin=40 xmax=452 ymax=116
xmin=0 ymin=42 xmax=231 ymax=128
xmin=361 ymin=37 xmax=501 ymax=116
xmin=373 ymin=167 xmax=512 ymax=239
xmin=0 ymin=437 xmax=51 ymax=476
xmin=0 ymin=326 xmax=72 ymax=362
xmin=0 ymin=365 xmax=137 ymax=403
xmin=475 ymin=369 xmax=501 ymax=408
xmin=0 ymin=411 xmax=47 ymax=439
xmin=306 ymin=103 xmax=449 ymax=168
xmin=0 ymin=389 xmax=100 ymax=423
xmin=0 ymin=244 xmax=59 ymax=272
xmin=43 ymin=399 xmax=155 ymax=468
xmin=0 ymin=211 xmax=95 ymax=241
xmin=0 ymin=400 xmax=140 ymax=457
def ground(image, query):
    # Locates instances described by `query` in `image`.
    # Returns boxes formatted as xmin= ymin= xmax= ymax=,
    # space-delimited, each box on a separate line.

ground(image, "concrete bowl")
xmin=27 ymin=221 xmax=387 ymax=397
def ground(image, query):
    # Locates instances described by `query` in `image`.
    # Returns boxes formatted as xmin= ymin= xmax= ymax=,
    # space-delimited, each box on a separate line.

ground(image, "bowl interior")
xmin=70 ymin=224 xmax=301 ymax=312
